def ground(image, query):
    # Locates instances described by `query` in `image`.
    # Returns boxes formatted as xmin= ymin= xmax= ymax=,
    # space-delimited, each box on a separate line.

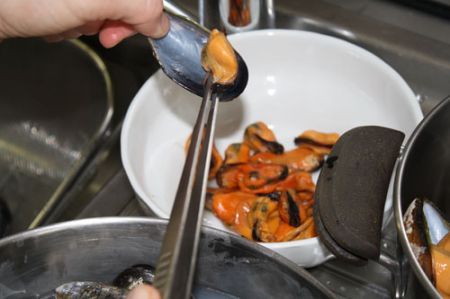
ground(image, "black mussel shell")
xmin=403 ymin=198 xmax=434 ymax=283
xmin=55 ymin=281 xmax=127 ymax=299
xmin=112 ymin=264 xmax=155 ymax=290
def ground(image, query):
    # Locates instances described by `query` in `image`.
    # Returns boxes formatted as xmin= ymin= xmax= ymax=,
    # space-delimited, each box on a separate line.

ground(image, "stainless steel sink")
xmin=273 ymin=0 xmax=450 ymax=115
xmin=0 ymin=38 xmax=113 ymax=235
xmin=5 ymin=1 xmax=448 ymax=298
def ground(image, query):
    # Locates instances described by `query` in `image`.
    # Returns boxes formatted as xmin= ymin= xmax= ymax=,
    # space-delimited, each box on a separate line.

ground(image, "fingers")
xmin=126 ymin=285 xmax=161 ymax=299
xmin=98 ymin=9 xmax=170 ymax=48
xmin=78 ymin=21 xmax=104 ymax=36
xmin=44 ymin=29 xmax=82 ymax=43
xmin=134 ymin=12 xmax=169 ymax=39
xmin=0 ymin=0 xmax=169 ymax=46
xmin=100 ymin=0 xmax=170 ymax=39
xmin=98 ymin=20 xmax=136 ymax=48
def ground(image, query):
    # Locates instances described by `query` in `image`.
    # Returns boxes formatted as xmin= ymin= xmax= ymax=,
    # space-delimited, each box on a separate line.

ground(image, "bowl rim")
xmin=121 ymin=29 xmax=423 ymax=251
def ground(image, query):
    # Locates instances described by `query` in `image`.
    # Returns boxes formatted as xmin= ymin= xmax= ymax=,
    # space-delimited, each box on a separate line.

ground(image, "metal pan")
xmin=0 ymin=217 xmax=335 ymax=298
xmin=394 ymin=96 xmax=450 ymax=298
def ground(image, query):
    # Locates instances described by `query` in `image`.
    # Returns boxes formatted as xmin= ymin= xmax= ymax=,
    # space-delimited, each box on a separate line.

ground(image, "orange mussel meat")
xmin=244 ymin=122 xmax=284 ymax=154
xmin=224 ymin=143 xmax=251 ymax=165
xmin=216 ymin=163 xmax=288 ymax=191
xmin=251 ymin=146 xmax=323 ymax=172
xmin=187 ymin=125 xmax=333 ymax=243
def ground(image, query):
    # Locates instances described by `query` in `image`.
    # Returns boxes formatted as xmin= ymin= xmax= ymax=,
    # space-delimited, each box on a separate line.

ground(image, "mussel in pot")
xmin=113 ymin=264 xmax=155 ymax=290
xmin=53 ymin=264 xmax=156 ymax=299
xmin=0 ymin=218 xmax=334 ymax=298
xmin=55 ymin=282 xmax=128 ymax=299
xmin=404 ymin=198 xmax=450 ymax=298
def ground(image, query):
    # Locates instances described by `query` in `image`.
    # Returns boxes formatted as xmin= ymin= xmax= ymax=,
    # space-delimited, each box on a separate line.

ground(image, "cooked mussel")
xmin=250 ymin=147 xmax=323 ymax=172
xmin=211 ymin=191 xmax=257 ymax=225
xmin=113 ymin=264 xmax=155 ymax=291
xmin=209 ymin=145 xmax=224 ymax=180
xmin=216 ymin=163 xmax=288 ymax=192
xmin=294 ymin=130 xmax=339 ymax=156
xmin=229 ymin=0 xmax=252 ymax=27
xmin=252 ymin=172 xmax=315 ymax=194
xmin=244 ymin=122 xmax=284 ymax=154
xmin=294 ymin=130 xmax=339 ymax=147
xmin=215 ymin=164 xmax=241 ymax=189
xmin=404 ymin=198 xmax=433 ymax=281
xmin=224 ymin=143 xmax=250 ymax=165
xmin=260 ymin=214 xmax=316 ymax=243
xmin=278 ymin=189 xmax=305 ymax=228
xmin=404 ymin=198 xmax=450 ymax=297
xmin=249 ymin=196 xmax=279 ymax=242
xmin=201 ymin=29 xmax=238 ymax=85
xmin=185 ymin=135 xmax=223 ymax=180
xmin=422 ymin=200 xmax=449 ymax=247
xmin=55 ymin=281 xmax=127 ymax=299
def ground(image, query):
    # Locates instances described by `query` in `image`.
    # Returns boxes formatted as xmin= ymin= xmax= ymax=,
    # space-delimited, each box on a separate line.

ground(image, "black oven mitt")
xmin=314 ymin=126 xmax=404 ymax=264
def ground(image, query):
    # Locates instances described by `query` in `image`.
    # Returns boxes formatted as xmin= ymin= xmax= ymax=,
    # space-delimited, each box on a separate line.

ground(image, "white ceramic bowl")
xmin=121 ymin=30 xmax=423 ymax=267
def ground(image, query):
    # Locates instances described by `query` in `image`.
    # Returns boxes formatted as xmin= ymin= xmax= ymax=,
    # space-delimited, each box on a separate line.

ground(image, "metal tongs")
xmin=153 ymin=74 xmax=219 ymax=298
xmin=149 ymin=8 xmax=248 ymax=299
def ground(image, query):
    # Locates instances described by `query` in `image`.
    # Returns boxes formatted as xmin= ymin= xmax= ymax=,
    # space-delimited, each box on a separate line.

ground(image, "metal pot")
xmin=308 ymin=98 xmax=450 ymax=297
xmin=395 ymin=96 xmax=450 ymax=298
xmin=0 ymin=217 xmax=334 ymax=298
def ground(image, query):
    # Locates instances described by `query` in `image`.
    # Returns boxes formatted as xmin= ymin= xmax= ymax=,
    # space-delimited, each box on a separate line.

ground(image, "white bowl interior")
xmin=121 ymin=30 xmax=422 ymax=267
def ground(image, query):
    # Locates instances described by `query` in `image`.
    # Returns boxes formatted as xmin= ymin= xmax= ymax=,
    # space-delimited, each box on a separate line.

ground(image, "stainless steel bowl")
xmin=395 ymin=96 xmax=450 ymax=298
xmin=0 ymin=217 xmax=334 ymax=298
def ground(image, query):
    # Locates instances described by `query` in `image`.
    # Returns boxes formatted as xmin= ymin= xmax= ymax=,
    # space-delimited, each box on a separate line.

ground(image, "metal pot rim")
xmin=0 ymin=216 xmax=335 ymax=298
xmin=394 ymin=96 xmax=450 ymax=298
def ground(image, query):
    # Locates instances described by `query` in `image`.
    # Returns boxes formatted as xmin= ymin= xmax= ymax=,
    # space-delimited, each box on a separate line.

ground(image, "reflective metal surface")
xmin=0 ymin=217 xmax=335 ymax=298
xmin=0 ymin=38 xmax=113 ymax=236
xmin=198 ymin=0 xmax=276 ymax=30
xmin=395 ymin=96 xmax=450 ymax=298
xmin=153 ymin=75 xmax=219 ymax=299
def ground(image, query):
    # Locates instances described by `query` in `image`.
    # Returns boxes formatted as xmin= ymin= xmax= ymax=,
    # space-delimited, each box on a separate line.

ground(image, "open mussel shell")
xmin=403 ymin=198 xmax=450 ymax=285
xmin=149 ymin=12 xmax=248 ymax=102
xmin=423 ymin=199 xmax=449 ymax=246
xmin=112 ymin=264 xmax=155 ymax=290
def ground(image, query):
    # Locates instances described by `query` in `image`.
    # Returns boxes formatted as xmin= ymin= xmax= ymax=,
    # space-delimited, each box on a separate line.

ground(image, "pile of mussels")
xmin=404 ymin=198 xmax=449 ymax=298
xmin=54 ymin=264 xmax=154 ymax=298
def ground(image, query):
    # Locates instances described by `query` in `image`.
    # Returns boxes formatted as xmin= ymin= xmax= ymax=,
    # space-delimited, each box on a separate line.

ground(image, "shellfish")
xmin=243 ymin=122 xmax=284 ymax=154
xmin=404 ymin=198 xmax=450 ymax=298
xmin=55 ymin=281 xmax=127 ymax=299
xmin=113 ymin=264 xmax=155 ymax=291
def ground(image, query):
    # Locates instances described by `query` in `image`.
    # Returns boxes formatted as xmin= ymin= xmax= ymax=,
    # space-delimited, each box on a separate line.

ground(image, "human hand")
xmin=0 ymin=0 xmax=169 ymax=48
xmin=126 ymin=284 xmax=162 ymax=299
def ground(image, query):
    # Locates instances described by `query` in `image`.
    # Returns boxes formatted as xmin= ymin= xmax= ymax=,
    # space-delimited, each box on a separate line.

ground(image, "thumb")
xmin=135 ymin=11 xmax=169 ymax=39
